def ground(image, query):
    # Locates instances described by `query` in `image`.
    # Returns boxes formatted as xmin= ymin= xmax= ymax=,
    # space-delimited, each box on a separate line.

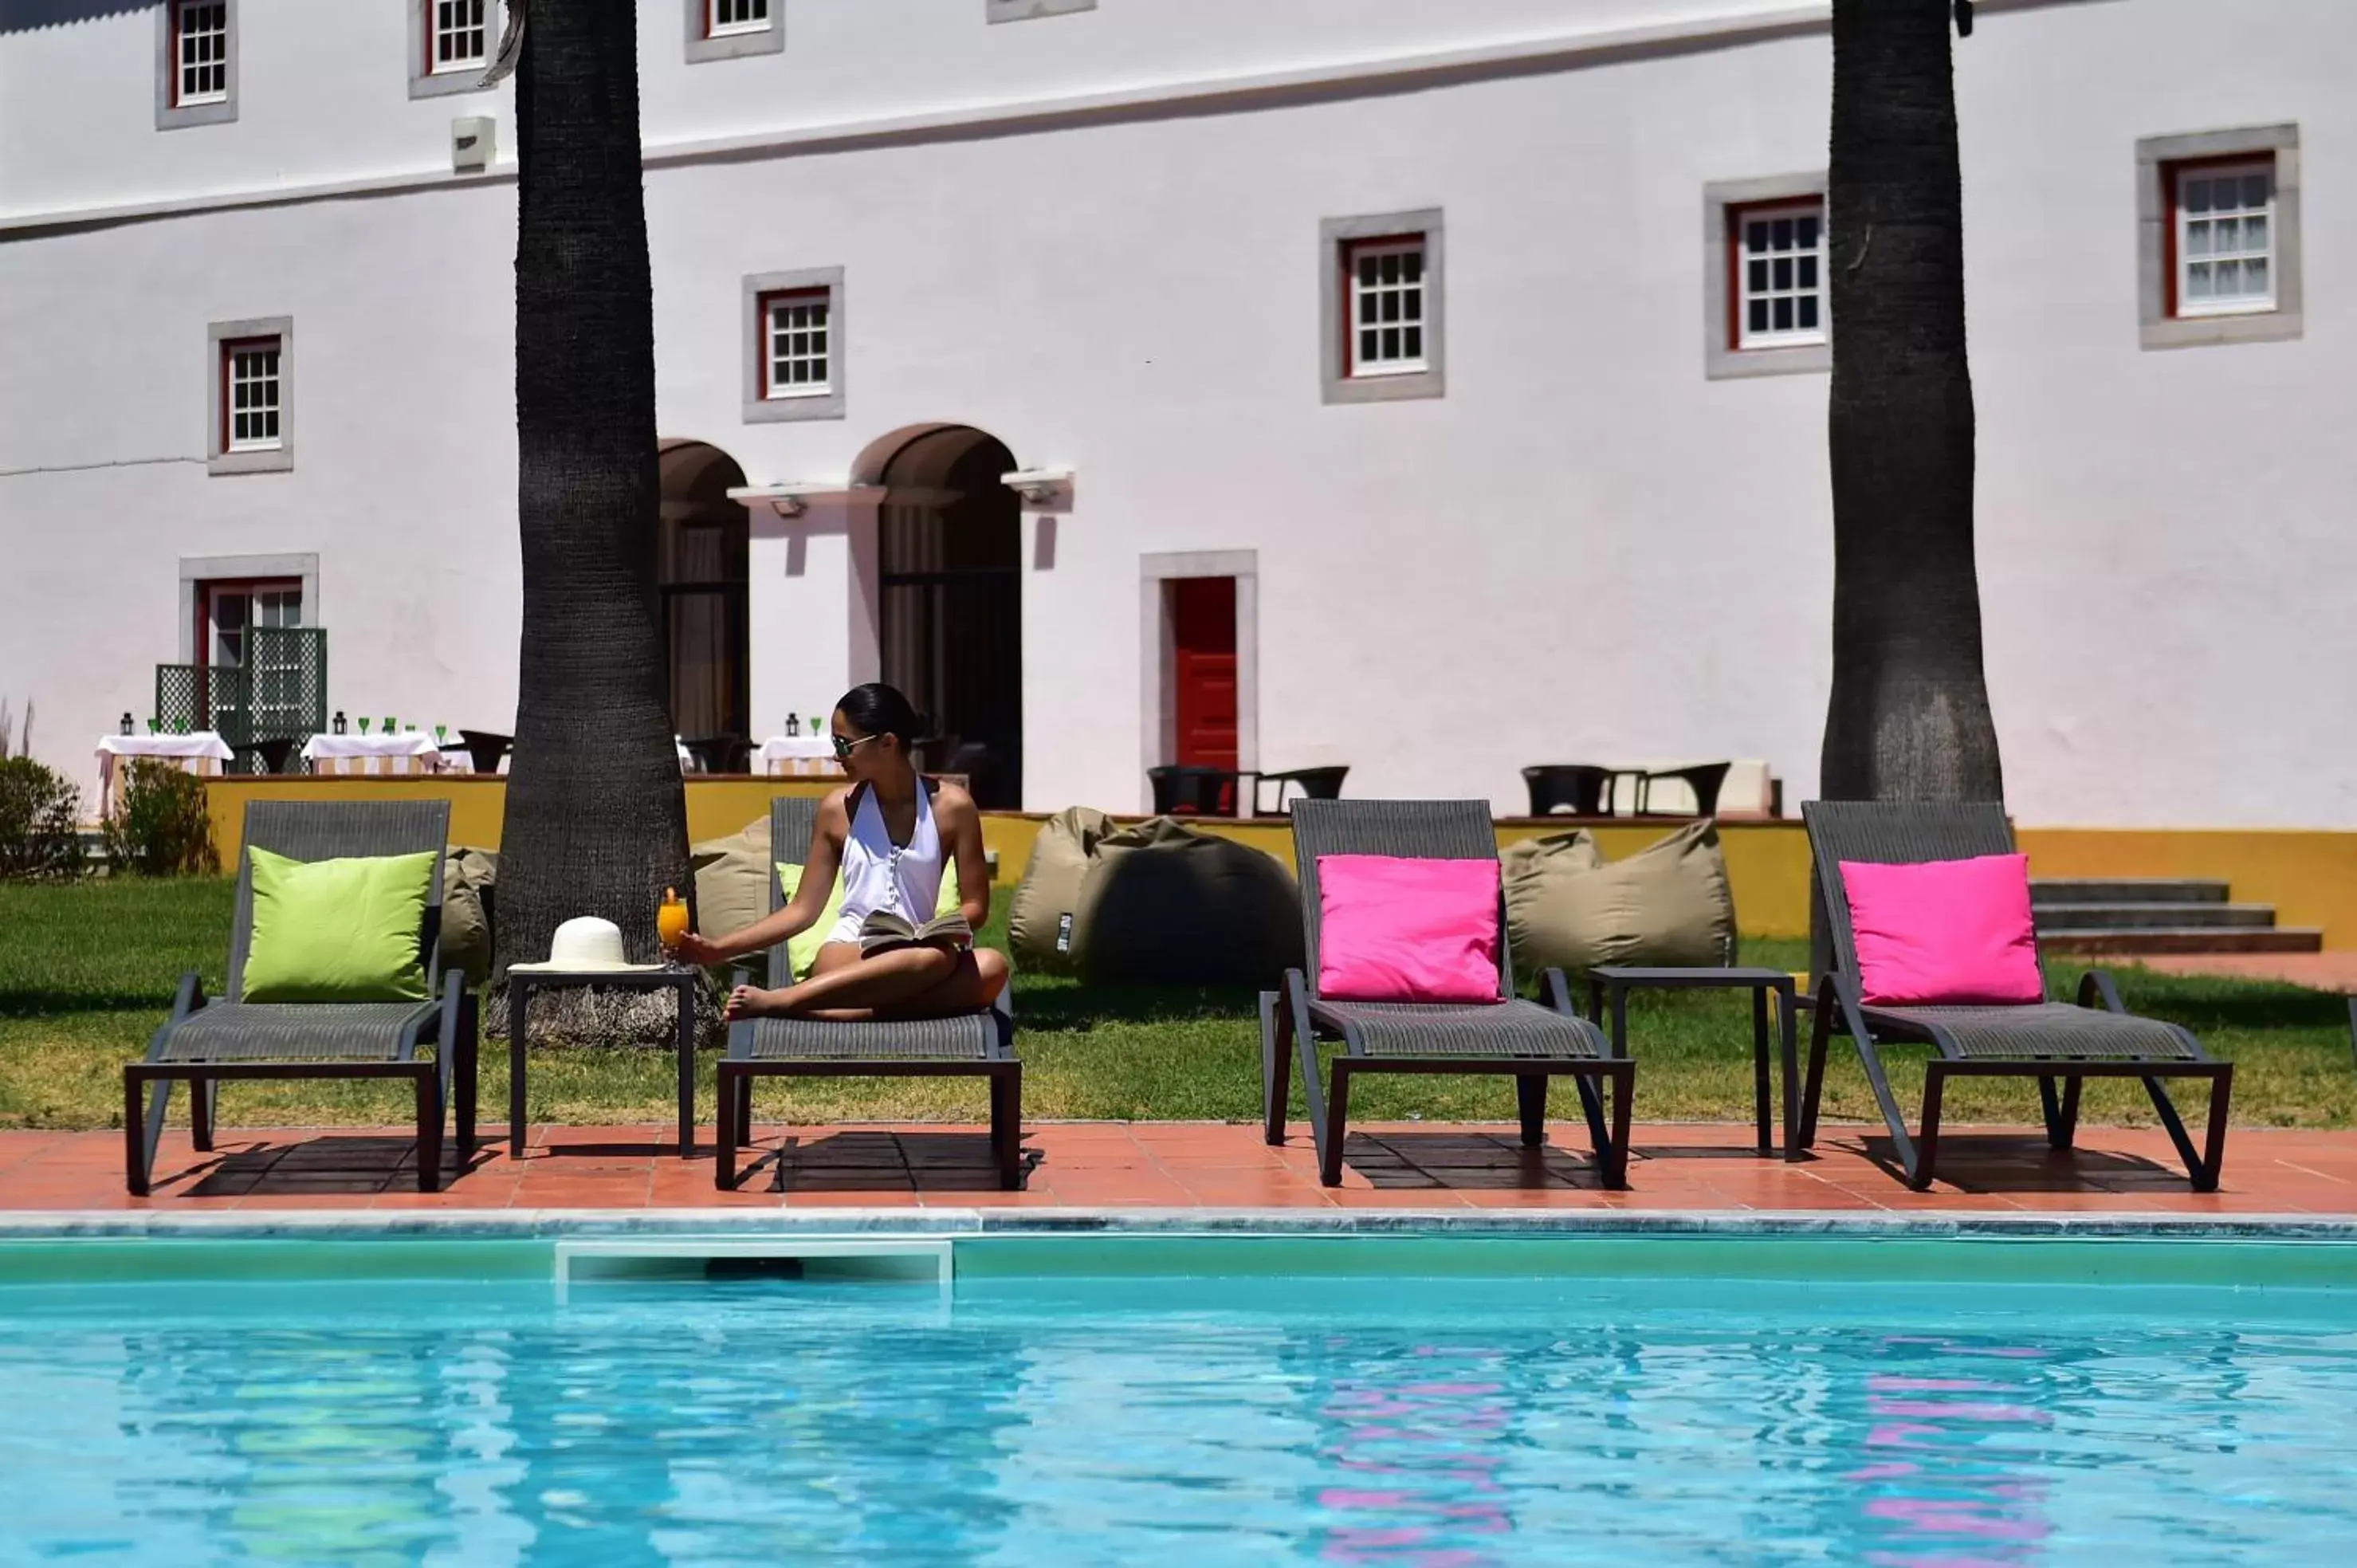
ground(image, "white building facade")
xmin=2 ymin=0 xmax=2350 ymax=823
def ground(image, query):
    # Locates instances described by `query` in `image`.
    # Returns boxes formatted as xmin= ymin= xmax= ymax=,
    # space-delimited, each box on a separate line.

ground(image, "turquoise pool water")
xmin=0 ymin=1236 xmax=2353 ymax=1563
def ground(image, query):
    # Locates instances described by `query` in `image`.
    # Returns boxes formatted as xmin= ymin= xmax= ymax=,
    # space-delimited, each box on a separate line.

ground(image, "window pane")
xmin=2246 ymin=214 xmax=2269 ymax=250
xmin=1798 ymin=296 xmax=1819 ymax=330
xmin=1773 ymin=297 xmax=1793 ymax=331
xmin=1359 ymin=329 xmax=1377 ymax=363
xmin=2186 ymin=221 xmax=2211 ymax=258
xmin=1747 ymin=300 xmax=1768 ymax=333
xmin=2185 ymin=178 xmax=2214 ymax=214
xmin=1797 ymin=254 xmax=1818 ymax=289
xmin=2242 ymin=174 xmax=2269 ymax=209
xmin=1402 ymin=327 xmax=1422 ymax=360
xmin=2246 ymin=257 xmax=2269 ymax=296
xmin=1401 ymin=251 xmax=1423 ymax=284
xmin=1400 ymin=286 xmax=1421 ymax=321
xmin=1381 ymin=328 xmax=1400 ymax=360
xmin=1797 ymin=214 xmax=1821 ymax=248
xmin=1772 ymin=257 xmax=1793 ymax=290
xmin=1770 ymin=218 xmax=1793 ymax=250
xmin=1747 ymin=260 xmax=1768 ymax=293
xmin=2213 ymin=217 xmax=2238 ymax=251
xmin=2186 ymin=261 xmax=2214 ymax=299
xmin=1745 ymin=223 xmax=1766 ymax=254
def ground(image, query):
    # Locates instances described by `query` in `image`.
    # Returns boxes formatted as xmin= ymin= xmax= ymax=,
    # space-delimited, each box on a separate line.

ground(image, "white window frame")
xmin=1320 ymin=209 xmax=1446 ymax=404
xmin=2173 ymin=160 xmax=2276 ymax=319
xmin=2137 ymin=124 xmax=2301 ymax=351
xmin=761 ymin=291 xmax=833 ymax=401
xmin=1342 ymin=237 xmax=1431 ymax=379
xmin=430 ymin=0 xmax=488 ymax=74
xmin=224 ymin=341 xmax=284 ymax=453
xmin=741 ymin=268 xmax=847 ymax=423
xmin=1733 ymin=199 xmax=1827 ymax=351
xmin=709 ymin=0 xmax=769 ymax=36
xmin=155 ymin=0 xmax=238 ymax=131
xmin=1702 ymin=172 xmax=1829 ymax=379
xmin=206 ymin=317 xmax=294 ymax=476
xmin=685 ymin=0 xmax=784 ymax=61
xmin=411 ymin=0 xmax=496 ymax=99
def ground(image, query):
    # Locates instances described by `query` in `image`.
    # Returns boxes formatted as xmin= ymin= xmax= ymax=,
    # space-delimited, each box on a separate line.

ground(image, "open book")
xmin=858 ymin=907 xmax=974 ymax=956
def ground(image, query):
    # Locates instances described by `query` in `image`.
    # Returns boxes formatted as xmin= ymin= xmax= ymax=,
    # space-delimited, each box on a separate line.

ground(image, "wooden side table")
xmin=1586 ymin=966 xmax=1799 ymax=1158
xmin=506 ymin=966 xmax=700 ymax=1159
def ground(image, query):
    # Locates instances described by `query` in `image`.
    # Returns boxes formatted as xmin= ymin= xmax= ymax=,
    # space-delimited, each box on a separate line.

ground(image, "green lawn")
xmin=2 ymin=878 xmax=2351 ymax=1131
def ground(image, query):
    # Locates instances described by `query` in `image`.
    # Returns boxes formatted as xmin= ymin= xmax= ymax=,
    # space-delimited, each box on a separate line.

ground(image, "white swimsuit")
xmin=825 ymin=784 xmax=947 ymax=947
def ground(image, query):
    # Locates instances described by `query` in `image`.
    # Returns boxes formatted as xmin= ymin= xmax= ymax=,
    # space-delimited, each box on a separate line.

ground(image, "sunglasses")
xmin=831 ymin=732 xmax=884 ymax=760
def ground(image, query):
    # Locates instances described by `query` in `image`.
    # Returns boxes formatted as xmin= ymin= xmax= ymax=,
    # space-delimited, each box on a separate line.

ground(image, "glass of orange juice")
xmin=658 ymin=887 xmax=690 ymax=952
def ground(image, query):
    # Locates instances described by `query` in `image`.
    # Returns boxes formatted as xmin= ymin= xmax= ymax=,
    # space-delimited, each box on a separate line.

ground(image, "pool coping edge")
xmin=3 ymin=1208 xmax=2355 ymax=1242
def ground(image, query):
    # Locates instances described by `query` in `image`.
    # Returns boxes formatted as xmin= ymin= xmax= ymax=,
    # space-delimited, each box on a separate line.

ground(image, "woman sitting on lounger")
xmin=672 ymin=682 xmax=1010 ymax=1021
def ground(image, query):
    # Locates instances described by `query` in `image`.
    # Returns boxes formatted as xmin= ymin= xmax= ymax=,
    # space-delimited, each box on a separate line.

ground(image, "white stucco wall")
xmin=2 ymin=0 xmax=2352 ymax=825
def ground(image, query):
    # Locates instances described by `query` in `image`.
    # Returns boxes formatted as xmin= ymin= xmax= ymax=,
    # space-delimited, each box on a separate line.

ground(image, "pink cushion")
xmin=1839 ymin=853 xmax=2045 ymax=1008
xmin=1316 ymin=855 xmax=1502 ymax=1005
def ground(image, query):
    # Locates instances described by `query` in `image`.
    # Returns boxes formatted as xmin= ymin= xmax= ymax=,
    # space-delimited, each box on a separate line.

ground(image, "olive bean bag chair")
xmin=440 ymin=846 xmax=498 ymax=988
xmin=1503 ymin=817 xmax=1738 ymax=973
xmin=1071 ymin=816 xmax=1304 ymax=987
xmin=1008 ymin=806 xmax=1115 ymax=973
xmin=690 ymin=815 xmax=773 ymax=981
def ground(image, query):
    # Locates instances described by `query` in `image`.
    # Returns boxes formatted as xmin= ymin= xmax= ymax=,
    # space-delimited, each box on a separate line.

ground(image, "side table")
xmin=507 ymin=966 xmax=700 ymax=1159
xmin=1587 ymin=966 xmax=1798 ymax=1158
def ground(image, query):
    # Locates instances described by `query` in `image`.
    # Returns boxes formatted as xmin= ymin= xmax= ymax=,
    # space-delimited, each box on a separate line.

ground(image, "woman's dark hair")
xmin=835 ymin=682 xmax=925 ymax=749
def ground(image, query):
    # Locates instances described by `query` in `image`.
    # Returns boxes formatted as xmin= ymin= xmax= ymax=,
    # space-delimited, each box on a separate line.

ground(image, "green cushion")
xmin=242 ymin=847 xmax=436 ymax=1004
xmin=776 ymin=862 xmax=960 ymax=981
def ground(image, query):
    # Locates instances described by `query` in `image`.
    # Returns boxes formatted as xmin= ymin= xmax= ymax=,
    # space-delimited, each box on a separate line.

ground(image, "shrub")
xmin=0 ymin=756 xmax=84 ymax=882
xmin=102 ymin=762 xmax=219 ymax=878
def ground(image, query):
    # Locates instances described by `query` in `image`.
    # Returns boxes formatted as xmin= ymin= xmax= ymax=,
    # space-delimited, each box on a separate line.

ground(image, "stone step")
xmin=2033 ymin=902 xmax=2277 ymax=931
xmin=2030 ymin=878 xmax=2229 ymax=906
xmin=2037 ymin=927 xmax=2324 ymax=956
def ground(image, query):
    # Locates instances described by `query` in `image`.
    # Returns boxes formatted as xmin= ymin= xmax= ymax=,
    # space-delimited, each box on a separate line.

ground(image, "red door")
xmin=1170 ymin=576 xmax=1239 ymax=771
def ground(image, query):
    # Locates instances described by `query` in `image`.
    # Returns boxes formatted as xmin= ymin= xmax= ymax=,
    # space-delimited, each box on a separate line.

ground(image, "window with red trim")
xmin=707 ymin=0 xmax=771 ymax=36
xmin=2163 ymin=156 xmax=2277 ymax=319
xmin=171 ymin=1 xmax=230 ymax=107
xmin=427 ymin=0 xmax=488 ymax=76
xmin=1727 ymin=197 xmax=1825 ymax=352
xmin=219 ymin=336 xmax=283 ymax=454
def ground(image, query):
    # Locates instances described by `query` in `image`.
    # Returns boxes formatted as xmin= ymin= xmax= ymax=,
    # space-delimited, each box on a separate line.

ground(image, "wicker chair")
xmin=1263 ymin=799 xmax=1631 ymax=1188
xmin=127 ymin=800 xmax=473 ymax=1195
xmin=716 ymin=796 xmax=1020 ymax=1190
xmin=1801 ymin=800 xmax=2231 ymax=1191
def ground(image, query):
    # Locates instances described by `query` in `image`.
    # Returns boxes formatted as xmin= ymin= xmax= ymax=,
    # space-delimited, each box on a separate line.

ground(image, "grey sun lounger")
xmin=128 ymin=800 xmax=474 ymax=1196
xmin=716 ymin=795 xmax=1020 ymax=1190
xmin=1262 ymin=798 xmax=1632 ymax=1188
xmin=1800 ymin=800 xmax=2230 ymax=1191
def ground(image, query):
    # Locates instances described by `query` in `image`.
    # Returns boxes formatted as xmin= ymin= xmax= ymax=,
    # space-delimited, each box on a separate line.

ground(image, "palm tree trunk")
xmin=1821 ymin=0 xmax=2001 ymax=808
xmin=497 ymin=2 xmax=689 ymax=973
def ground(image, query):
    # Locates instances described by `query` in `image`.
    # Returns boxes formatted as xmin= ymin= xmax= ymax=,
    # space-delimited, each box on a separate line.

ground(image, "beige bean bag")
xmin=1503 ymin=818 xmax=1738 ymax=973
xmin=439 ymin=847 xmax=498 ymax=988
xmin=689 ymin=815 xmax=774 ymax=981
xmin=1008 ymin=806 xmax=1116 ymax=973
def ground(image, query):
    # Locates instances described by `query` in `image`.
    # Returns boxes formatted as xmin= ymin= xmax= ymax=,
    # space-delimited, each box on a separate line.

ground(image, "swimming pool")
xmin=1 ymin=1226 xmax=2352 ymax=1563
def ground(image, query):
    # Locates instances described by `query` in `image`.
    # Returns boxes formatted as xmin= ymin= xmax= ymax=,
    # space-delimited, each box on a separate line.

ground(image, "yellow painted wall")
xmin=200 ymin=780 xmax=2357 ymax=947
xmin=2017 ymin=827 xmax=2357 ymax=949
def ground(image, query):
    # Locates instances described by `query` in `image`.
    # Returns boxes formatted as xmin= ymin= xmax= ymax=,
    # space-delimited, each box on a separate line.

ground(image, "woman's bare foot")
xmin=725 ymin=984 xmax=795 ymax=1020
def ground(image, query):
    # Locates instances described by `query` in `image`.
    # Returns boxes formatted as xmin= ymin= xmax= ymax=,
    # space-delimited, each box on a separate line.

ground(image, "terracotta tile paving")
xmin=2 ymin=1119 xmax=2355 ymax=1216
xmin=2139 ymin=951 xmax=2357 ymax=992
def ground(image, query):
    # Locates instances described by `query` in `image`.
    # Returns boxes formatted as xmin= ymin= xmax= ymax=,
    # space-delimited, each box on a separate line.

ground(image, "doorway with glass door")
xmin=196 ymin=579 xmax=304 ymax=772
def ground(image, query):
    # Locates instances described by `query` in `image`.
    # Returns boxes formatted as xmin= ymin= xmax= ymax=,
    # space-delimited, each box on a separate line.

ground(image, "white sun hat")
xmin=508 ymin=916 xmax=671 ymax=973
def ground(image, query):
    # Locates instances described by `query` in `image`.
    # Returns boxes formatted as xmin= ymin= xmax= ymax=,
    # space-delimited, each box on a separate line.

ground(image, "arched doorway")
xmin=874 ymin=426 xmax=1023 ymax=807
xmin=657 ymin=439 xmax=751 ymax=752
